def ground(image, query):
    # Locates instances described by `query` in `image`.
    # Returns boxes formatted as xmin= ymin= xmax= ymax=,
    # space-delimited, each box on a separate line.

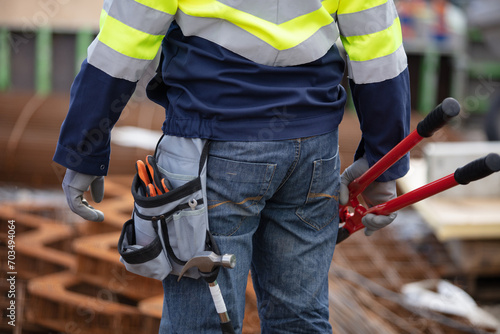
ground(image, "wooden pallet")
xmin=0 ymin=205 xmax=77 ymax=279
xmin=73 ymin=232 xmax=163 ymax=301
xmin=27 ymin=271 xmax=147 ymax=334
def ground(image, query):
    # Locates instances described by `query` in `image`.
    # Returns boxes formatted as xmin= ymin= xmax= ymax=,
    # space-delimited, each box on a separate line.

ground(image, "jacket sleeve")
xmin=53 ymin=0 xmax=177 ymax=176
xmin=337 ymin=0 xmax=411 ymax=182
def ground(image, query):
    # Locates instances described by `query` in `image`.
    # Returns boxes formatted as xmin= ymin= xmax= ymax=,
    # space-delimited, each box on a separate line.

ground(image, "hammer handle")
xmin=209 ymin=281 xmax=235 ymax=334
xmin=220 ymin=322 xmax=236 ymax=334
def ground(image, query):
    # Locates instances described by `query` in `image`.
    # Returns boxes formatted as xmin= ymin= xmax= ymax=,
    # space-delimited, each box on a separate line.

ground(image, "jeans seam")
xmin=225 ymin=215 xmax=248 ymax=237
xmin=275 ymin=139 xmax=301 ymax=193
xmin=211 ymin=164 xmax=277 ymax=237
xmin=303 ymin=159 xmax=317 ymax=206
xmin=296 ymin=209 xmax=338 ymax=231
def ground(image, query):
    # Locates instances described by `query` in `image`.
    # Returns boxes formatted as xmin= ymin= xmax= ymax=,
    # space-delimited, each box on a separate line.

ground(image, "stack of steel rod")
xmin=1 ymin=181 xmax=497 ymax=333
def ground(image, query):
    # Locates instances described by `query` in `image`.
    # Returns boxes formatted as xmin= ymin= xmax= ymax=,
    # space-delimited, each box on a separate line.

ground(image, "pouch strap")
xmin=134 ymin=208 xmax=188 ymax=266
xmin=159 ymin=216 xmax=187 ymax=266
xmin=153 ymin=134 xmax=165 ymax=157
xmin=198 ymin=141 xmax=210 ymax=176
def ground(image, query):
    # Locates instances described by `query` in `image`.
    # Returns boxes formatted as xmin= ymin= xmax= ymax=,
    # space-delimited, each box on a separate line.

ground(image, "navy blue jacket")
xmin=54 ymin=23 xmax=410 ymax=180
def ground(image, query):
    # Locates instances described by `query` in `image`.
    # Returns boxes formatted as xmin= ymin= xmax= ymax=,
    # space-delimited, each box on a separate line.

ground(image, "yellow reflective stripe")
xmin=98 ymin=9 xmax=164 ymax=60
xmin=134 ymin=0 xmax=177 ymax=15
xmin=179 ymin=0 xmax=334 ymax=50
xmin=99 ymin=9 xmax=106 ymax=30
xmin=341 ymin=17 xmax=402 ymax=62
xmin=338 ymin=0 xmax=387 ymax=14
xmin=271 ymin=9 xmax=334 ymax=49
xmin=321 ymin=0 xmax=339 ymax=14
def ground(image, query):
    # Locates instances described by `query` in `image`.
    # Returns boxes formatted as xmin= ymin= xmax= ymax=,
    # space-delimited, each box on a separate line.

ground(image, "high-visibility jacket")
xmin=54 ymin=0 xmax=410 ymax=180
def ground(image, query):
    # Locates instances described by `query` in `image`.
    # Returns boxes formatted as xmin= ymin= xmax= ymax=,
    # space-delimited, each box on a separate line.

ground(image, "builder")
xmin=54 ymin=0 xmax=410 ymax=332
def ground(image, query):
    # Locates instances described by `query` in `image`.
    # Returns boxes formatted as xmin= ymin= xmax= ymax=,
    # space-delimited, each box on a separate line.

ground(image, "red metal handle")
xmin=347 ymin=97 xmax=461 ymax=202
xmin=338 ymin=173 xmax=459 ymax=242
xmin=347 ymin=131 xmax=423 ymax=202
xmin=337 ymin=98 xmax=461 ymax=244
xmin=337 ymin=154 xmax=500 ymax=244
xmin=368 ymin=174 xmax=458 ymax=216
xmin=361 ymin=154 xmax=500 ymax=216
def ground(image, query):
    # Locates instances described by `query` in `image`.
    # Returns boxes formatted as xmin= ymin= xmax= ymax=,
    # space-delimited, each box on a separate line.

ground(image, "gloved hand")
xmin=340 ymin=157 xmax=397 ymax=236
xmin=62 ymin=169 xmax=105 ymax=222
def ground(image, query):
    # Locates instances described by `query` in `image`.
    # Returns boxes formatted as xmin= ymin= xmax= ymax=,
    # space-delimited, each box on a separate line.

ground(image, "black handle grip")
xmin=454 ymin=153 xmax=500 ymax=185
xmin=220 ymin=321 xmax=235 ymax=334
xmin=335 ymin=227 xmax=351 ymax=244
xmin=417 ymin=97 xmax=461 ymax=138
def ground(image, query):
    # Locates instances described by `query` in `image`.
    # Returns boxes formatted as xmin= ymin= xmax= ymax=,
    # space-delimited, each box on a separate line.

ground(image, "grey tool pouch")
xmin=118 ymin=137 xmax=210 ymax=280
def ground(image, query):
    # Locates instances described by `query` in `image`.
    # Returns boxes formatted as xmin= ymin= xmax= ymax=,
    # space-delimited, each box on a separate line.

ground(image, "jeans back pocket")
xmin=296 ymin=152 xmax=340 ymax=230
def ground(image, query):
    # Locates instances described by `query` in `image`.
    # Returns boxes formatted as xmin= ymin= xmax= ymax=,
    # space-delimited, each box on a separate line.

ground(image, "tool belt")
xmin=118 ymin=136 xmax=211 ymax=280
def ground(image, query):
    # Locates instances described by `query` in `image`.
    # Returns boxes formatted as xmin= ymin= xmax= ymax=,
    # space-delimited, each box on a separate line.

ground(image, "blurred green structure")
xmin=466 ymin=0 xmax=500 ymax=140
xmin=0 ymin=26 xmax=96 ymax=96
xmin=0 ymin=0 xmax=100 ymax=95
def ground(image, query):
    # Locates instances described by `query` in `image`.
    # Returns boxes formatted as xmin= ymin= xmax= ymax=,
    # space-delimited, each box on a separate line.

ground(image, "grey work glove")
xmin=62 ymin=169 xmax=105 ymax=222
xmin=340 ymin=157 xmax=397 ymax=236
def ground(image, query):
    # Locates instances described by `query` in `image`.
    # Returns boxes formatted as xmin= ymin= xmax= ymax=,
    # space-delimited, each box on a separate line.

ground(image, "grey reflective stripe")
xmin=347 ymin=44 xmax=407 ymax=84
xmin=217 ymin=0 xmax=323 ymax=25
xmin=87 ymin=39 xmax=158 ymax=81
xmin=103 ymin=0 xmax=173 ymax=35
xmin=337 ymin=0 xmax=398 ymax=37
xmin=176 ymin=11 xmax=340 ymax=67
xmin=274 ymin=24 xmax=339 ymax=66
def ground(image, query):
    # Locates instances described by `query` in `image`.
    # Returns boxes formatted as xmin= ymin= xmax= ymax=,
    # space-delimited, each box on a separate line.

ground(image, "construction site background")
xmin=1 ymin=0 xmax=500 ymax=333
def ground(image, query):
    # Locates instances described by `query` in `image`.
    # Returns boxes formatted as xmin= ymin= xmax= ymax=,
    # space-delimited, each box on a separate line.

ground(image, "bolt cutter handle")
xmin=369 ymin=153 xmax=500 ymax=216
xmin=347 ymin=97 xmax=461 ymax=203
xmin=338 ymin=98 xmax=461 ymax=243
xmin=337 ymin=153 xmax=500 ymax=243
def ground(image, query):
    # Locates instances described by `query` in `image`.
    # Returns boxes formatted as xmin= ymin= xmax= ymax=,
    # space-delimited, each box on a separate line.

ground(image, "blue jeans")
xmin=159 ymin=131 xmax=340 ymax=334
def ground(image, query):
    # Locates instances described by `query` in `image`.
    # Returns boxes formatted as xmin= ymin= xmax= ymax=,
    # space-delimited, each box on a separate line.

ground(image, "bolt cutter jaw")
xmin=336 ymin=98 xmax=462 ymax=244
xmin=338 ymin=199 xmax=367 ymax=243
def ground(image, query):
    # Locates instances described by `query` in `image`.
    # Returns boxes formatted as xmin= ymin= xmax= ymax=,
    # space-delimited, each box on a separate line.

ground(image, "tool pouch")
xmin=118 ymin=137 xmax=210 ymax=280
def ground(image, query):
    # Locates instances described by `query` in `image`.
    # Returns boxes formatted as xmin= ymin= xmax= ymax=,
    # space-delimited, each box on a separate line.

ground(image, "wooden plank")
xmin=446 ymin=239 xmax=500 ymax=275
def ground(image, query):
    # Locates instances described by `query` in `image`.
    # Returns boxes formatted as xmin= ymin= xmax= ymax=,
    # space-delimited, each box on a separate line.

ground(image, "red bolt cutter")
xmin=337 ymin=97 xmax=500 ymax=244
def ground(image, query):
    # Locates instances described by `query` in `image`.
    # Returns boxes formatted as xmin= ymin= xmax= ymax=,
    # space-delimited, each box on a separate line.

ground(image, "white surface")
xmin=424 ymin=142 xmax=500 ymax=198
xmin=111 ymin=126 xmax=163 ymax=150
